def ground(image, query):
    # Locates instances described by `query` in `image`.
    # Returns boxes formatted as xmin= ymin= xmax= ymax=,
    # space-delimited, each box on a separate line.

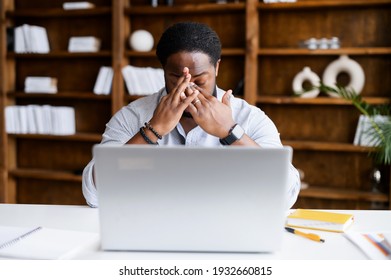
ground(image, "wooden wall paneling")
xmin=260 ymin=104 xmax=361 ymax=142
xmin=1 ymin=0 xmax=390 ymax=208
xmin=112 ymin=0 xmax=126 ymax=113
xmin=0 ymin=0 xmax=6 ymax=202
xmin=244 ymin=0 xmax=258 ymax=105
xmin=257 ymin=0 xmax=391 ymax=209
xmin=3 ymin=0 xmax=113 ymax=204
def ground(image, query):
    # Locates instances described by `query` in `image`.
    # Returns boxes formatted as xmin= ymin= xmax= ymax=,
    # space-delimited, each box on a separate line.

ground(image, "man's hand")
xmin=149 ymin=67 xmax=199 ymax=136
xmin=186 ymin=84 xmax=236 ymax=138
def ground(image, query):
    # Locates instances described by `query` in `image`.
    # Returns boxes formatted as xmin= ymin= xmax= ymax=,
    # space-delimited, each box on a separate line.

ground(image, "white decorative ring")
xmin=292 ymin=67 xmax=320 ymax=98
xmin=322 ymin=55 xmax=365 ymax=98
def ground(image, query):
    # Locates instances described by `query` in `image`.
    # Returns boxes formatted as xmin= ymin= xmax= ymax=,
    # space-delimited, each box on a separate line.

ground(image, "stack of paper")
xmin=93 ymin=66 xmax=113 ymax=95
xmin=353 ymin=115 xmax=390 ymax=146
xmin=122 ymin=65 xmax=164 ymax=95
xmin=0 ymin=225 xmax=99 ymax=260
xmin=5 ymin=105 xmax=76 ymax=135
xmin=24 ymin=76 xmax=58 ymax=94
xmin=344 ymin=231 xmax=391 ymax=260
xmin=68 ymin=36 xmax=101 ymax=52
xmin=14 ymin=24 xmax=50 ymax=53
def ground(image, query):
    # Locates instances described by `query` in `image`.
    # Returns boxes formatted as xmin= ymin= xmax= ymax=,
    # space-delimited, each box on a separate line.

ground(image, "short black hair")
xmin=156 ymin=22 xmax=222 ymax=67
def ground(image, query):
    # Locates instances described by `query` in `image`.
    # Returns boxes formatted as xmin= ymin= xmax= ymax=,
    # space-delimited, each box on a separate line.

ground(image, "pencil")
xmin=285 ymin=227 xmax=325 ymax=243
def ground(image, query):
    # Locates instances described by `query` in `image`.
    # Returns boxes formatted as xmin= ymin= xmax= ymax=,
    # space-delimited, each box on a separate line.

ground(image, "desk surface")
xmin=0 ymin=203 xmax=390 ymax=260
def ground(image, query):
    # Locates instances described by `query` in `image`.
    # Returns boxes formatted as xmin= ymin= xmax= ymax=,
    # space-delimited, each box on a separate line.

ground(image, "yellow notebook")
xmin=286 ymin=209 xmax=354 ymax=232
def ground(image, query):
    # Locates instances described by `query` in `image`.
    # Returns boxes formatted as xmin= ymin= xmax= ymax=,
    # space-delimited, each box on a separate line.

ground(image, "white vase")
xmin=292 ymin=67 xmax=320 ymax=98
xmin=322 ymin=55 xmax=365 ymax=98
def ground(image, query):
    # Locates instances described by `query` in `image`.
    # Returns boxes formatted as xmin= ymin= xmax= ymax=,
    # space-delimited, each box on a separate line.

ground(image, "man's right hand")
xmin=148 ymin=67 xmax=199 ymax=137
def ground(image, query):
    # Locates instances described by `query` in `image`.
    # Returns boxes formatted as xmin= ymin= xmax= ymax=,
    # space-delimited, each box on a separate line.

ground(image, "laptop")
xmin=93 ymin=145 xmax=292 ymax=253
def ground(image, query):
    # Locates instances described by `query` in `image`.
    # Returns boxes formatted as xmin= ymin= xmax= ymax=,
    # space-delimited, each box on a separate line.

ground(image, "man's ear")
xmin=215 ymin=59 xmax=221 ymax=77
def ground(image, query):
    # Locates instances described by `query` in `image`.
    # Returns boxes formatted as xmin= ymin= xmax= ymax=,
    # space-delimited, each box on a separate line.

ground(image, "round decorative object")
xmin=322 ymin=55 xmax=365 ymax=98
xmin=292 ymin=67 xmax=320 ymax=98
xmin=129 ymin=30 xmax=154 ymax=52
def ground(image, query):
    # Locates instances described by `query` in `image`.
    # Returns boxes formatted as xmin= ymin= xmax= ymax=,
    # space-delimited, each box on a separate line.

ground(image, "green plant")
xmin=298 ymin=84 xmax=391 ymax=165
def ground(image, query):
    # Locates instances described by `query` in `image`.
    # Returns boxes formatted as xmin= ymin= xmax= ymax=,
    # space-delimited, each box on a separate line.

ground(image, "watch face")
xmin=220 ymin=124 xmax=245 ymax=145
xmin=231 ymin=124 xmax=245 ymax=139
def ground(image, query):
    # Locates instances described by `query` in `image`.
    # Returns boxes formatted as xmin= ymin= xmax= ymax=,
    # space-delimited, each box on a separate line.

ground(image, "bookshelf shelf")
xmin=258 ymin=47 xmax=391 ymax=56
xmin=7 ymin=7 xmax=111 ymax=18
xmin=8 ymin=51 xmax=112 ymax=58
xmin=9 ymin=168 xmax=82 ymax=183
xmin=257 ymin=96 xmax=391 ymax=105
xmin=283 ymin=140 xmax=376 ymax=153
xmin=125 ymin=3 xmax=246 ymax=15
xmin=8 ymin=132 xmax=102 ymax=142
xmin=8 ymin=91 xmax=111 ymax=100
xmin=300 ymin=186 xmax=389 ymax=203
xmin=258 ymin=0 xmax=391 ymax=10
xmin=126 ymin=48 xmax=245 ymax=57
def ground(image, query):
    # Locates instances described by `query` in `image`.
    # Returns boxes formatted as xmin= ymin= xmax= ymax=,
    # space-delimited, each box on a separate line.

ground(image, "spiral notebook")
xmin=0 ymin=225 xmax=99 ymax=259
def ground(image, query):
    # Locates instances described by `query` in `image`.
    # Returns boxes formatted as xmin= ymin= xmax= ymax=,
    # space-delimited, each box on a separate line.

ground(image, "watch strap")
xmin=219 ymin=124 xmax=244 ymax=146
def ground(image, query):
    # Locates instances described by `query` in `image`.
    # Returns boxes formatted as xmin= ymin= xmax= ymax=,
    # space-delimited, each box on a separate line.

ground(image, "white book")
xmin=144 ymin=67 xmax=154 ymax=94
xmin=18 ymin=106 xmax=28 ymax=134
xmin=102 ymin=67 xmax=113 ymax=95
xmin=25 ymin=76 xmax=56 ymax=88
xmin=30 ymin=25 xmax=50 ymax=53
xmin=52 ymin=106 xmax=76 ymax=135
xmin=14 ymin=26 xmax=26 ymax=53
xmin=32 ymin=105 xmax=45 ymax=134
xmin=26 ymin=105 xmax=38 ymax=134
xmin=121 ymin=65 xmax=134 ymax=94
xmin=68 ymin=36 xmax=101 ymax=52
xmin=132 ymin=66 xmax=146 ymax=95
xmin=42 ymin=105 xmax=53 ymax=134
xmin=12 ymin=106 xmax=21 ymax=134
xmin=122 ymin=65 xmax=164 ymax=95
xmin=93 ymin=66 xmax=110 ymax=95
xmin=50 ymin=107 xmax=60 ymax=135
xmin=359 ymin=115 xmax=389 ymax=147
xmin=149 ymin=67 xmax=164 ymax=93
xmin=25 ymin=77 xmax=58 ymax=94
xmin=0 ymin=225 xmax=98 ymax=260
xmin=5 ymin=106 xmax=16 ymax=134
xmin=353 ymin=115 xmax=365 ymax=145
xmin=60 ymin=107 xmax=75 ymax=135
xmin=63 ymin=2 xmax=95 ymax=10
xmin=21 ymin=24 xmax=32 ymax=52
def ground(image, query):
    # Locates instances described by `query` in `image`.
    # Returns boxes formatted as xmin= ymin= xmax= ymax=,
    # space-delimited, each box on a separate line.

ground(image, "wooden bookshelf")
xmin=0 ymin=0 xmax=390 ymax=208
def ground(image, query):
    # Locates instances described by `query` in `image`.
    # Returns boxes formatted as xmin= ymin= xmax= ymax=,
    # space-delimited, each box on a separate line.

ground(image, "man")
xmin=82 ymin=22 xmax=300 ymax=208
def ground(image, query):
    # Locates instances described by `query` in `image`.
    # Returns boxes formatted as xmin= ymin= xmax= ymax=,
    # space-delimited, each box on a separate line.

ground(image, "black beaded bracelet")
xmin=144 ymin=122 xmax=162 ymax=140
xmin=139 ymin=127 xmax=158 ymax=145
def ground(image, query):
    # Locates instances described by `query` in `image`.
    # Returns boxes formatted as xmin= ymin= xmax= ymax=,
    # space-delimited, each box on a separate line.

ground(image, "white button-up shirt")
xmin=82 ymin=88 xmax=300 ymax=208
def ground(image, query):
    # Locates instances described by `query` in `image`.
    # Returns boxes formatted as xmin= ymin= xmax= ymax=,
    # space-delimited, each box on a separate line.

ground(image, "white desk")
xmin=0 ymin=203 xmax=390 ymax=260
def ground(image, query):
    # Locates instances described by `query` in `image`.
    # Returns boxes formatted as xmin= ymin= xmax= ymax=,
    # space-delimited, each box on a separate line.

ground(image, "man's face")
xmin=164 ymin=51 xmax=219 ymax=97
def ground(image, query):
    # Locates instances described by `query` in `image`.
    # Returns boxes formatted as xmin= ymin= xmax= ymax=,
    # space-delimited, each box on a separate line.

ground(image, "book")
xmin=122 ymin=65 xmax=164 ymax=95
xmin=0 ymin=225 xmax=99 ymax=259
xmin=353 ymin=114 xmax=390 ymax=147
xmin=68 ymin=36 xmax=101 ymax=52
xmin=286 ymin=209 xmax=354 ymax=232
xmin=63 ymin=2 xmax=95 ymax=10
xmin=344 ymin=231 xmax=391 ymax=260
xmin=24 ymin=76 xmax=58 ymax=94
xmin=93 ymin=66 xmax=113 ymax=95
xmin=4 ymin=105 xmax=75 ymax=135
xmin=14 ymin=24 xmax=50 ymax=53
